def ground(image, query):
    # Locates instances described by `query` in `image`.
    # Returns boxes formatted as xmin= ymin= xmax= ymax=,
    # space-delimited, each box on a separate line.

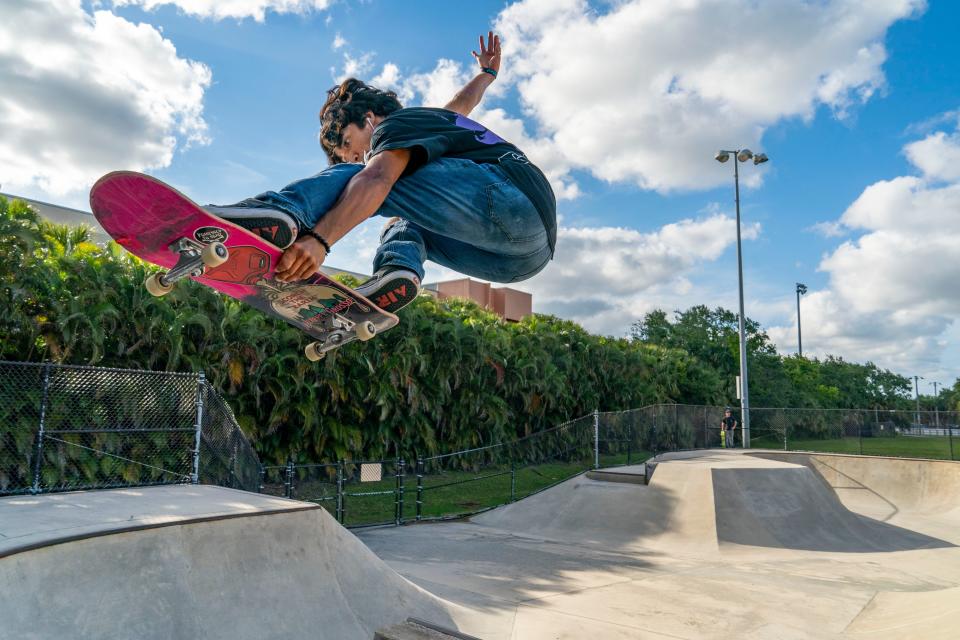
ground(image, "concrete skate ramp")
xmin=473 ymin=451 xmax=951 ymax=554
xmin=712 ymin=465 xmax=949 ymax=552
xmin=0 ymin=485 xmax=466 ymax=640
xmin=473 ymin=457 xmax=720 ymax=553
xmin=748 ymin=451 xmax=960 ymax=523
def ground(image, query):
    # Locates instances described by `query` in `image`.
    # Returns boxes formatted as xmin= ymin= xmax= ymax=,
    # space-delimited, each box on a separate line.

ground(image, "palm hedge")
xmin=2 ymin=197 xmax=724 ymax=465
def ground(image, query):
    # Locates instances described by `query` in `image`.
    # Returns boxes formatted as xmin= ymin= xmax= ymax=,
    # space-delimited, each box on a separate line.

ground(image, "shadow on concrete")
xmin=357 ymin=474 xmax=682 ymax=613
xmin=712 ymin=467 xmax=954 ymax=552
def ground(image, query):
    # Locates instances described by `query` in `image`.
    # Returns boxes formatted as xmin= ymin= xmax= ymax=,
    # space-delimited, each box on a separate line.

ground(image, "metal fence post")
xmin=31 ymin=362 xmax=53 ymax=494
xmin=858 ymin=413 xmax=863 ymax=456
xmin=781 ymin=410 xmax=787 ymax=451
xmin=510 ymin=458 xmax=516 ymax=503
xmin=258 ymin=464 xmax=266 ymax=494
xmin=703 ymin=406 xmax=708 ymax=449
xmin=336 ymin=460 xmax=344 ymax=524
xmin=949 ymin=421 xmax=955 ymax=461
xmin=593 ymin=409 xmax=600 ymax=469
xmin=284 ymin=458 xmax=294 ymax=498
xmin=415 ymin=457 xmax=423 ymax=521
xmin=395 ymin=457 xmax=404 ymax=526
xmin=191 ymin=372 xmax=206 ymax=485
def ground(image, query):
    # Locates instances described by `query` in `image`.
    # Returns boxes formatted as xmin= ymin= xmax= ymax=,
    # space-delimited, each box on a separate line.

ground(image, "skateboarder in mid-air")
xmin=206 ymin=32 xmax=556 ymax=313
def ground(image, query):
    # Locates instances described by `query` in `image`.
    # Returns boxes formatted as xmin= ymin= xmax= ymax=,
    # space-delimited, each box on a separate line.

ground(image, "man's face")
xmin=725 ymin=412 xmax=732 ymax=418
xmin=335 ymin=119 xmax=373 ymax=164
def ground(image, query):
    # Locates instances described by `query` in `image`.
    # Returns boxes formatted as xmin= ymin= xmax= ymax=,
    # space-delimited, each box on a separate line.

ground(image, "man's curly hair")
xmin=319 ymin=78 xmax=403 ymax=163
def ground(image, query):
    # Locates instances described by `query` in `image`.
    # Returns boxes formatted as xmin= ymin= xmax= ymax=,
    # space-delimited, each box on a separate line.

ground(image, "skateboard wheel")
xmin=304 ymin=342 xmax=325 ymax=362
xmin=201 ymin=242 xmax=229 ymax=267
xmin=355 ymin=321 xmax=377 ymax=342
xmin=145 ymin=273 xmax=174 ymax=297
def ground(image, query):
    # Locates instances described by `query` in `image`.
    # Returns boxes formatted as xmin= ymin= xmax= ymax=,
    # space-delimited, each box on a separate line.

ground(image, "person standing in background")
xmin=721 ymin=408 xmax=738 ymax=448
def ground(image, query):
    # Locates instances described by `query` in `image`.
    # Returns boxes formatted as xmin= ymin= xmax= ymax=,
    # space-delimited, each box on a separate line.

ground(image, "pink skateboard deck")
xmin=90 ymin=171 xmax=398 ymax=359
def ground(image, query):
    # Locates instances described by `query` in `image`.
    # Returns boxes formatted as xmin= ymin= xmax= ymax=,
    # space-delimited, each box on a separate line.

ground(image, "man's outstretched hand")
xmin=275 ymin=236 xmax=326 ymax=282
xmin=472 ymin=31 xmax=501 ymax=75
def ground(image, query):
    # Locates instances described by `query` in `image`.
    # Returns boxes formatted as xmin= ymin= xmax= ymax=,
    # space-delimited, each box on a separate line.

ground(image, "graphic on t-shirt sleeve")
xmin=454 ymin=114 xmax=505 ymax=145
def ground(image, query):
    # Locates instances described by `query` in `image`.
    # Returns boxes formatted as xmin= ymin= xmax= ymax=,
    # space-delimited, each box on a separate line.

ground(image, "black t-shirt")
xmin=369 ymin=107 xmax=557 ymax=253
xmin=722 ymin=416 xmax=737 ymax=430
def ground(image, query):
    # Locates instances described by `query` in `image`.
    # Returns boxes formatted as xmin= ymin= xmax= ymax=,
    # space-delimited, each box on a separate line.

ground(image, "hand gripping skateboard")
xmin=90 ymin=171 xmax=399 ymax=361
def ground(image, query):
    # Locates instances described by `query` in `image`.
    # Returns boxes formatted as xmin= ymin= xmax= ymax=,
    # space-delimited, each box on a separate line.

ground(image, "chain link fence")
xmin=750 ymin=407 xmax=957 ymax=460
xmin=3 ymin=360 xmax=954 ymax=526
xmin=0 ymin=360 xmax=260 ymax=495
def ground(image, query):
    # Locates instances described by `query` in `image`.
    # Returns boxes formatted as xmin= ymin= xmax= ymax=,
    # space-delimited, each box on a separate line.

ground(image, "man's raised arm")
xmin=443 ymin=31 xmax=501 ymax=117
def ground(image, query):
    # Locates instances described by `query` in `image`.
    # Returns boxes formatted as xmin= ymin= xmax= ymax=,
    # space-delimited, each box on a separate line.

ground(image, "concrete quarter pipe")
xmin=0 ymin=486 xmax=474 ymax=640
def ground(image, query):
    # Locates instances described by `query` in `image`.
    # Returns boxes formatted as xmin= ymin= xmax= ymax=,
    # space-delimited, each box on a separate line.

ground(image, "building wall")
xmin=428 ymin=277 xmax=531 ymax=322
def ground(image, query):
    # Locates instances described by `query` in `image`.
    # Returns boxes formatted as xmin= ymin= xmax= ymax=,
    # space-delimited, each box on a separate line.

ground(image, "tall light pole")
xmin=715 ymin=148 xmax=769 ymax=448
xmin=796 ymin=282 xmax=807 ymax=357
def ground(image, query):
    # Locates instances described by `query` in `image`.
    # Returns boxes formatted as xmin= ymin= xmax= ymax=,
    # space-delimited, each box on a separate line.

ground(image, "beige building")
xmin=325 ymin=267 xmax=534 ymax=323
xmin=423 ymin=278 xmax=532 ymax=322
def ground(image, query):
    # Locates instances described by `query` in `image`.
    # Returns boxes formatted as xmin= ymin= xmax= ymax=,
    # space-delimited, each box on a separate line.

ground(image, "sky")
xmin=3 ymin=0 xmax=960 ymax=387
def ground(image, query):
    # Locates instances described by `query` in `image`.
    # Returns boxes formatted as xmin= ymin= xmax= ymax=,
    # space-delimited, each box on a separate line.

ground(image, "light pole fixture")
xmin=796 ymin=282 xmax=807 ymax=357
xmin=715 ymin=147 xmax=769 ymax=448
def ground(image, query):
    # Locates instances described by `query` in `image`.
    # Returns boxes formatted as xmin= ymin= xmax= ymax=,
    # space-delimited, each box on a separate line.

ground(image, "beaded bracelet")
xmin=299 ymin=228 xmax=331 ymax=253
xmin=481 ymin=67 xmax=498 ymax=79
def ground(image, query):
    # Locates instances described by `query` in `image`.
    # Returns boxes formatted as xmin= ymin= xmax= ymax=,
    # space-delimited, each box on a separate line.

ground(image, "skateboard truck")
xmin=304 ymin=320 xmax=377 ymax=361
xmin=145 ymin=239 xmax=229 ymax=296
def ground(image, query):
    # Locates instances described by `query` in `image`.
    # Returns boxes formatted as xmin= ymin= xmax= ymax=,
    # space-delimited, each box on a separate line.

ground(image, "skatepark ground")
xmin=2 ymin=449 xmax=959 ymax=639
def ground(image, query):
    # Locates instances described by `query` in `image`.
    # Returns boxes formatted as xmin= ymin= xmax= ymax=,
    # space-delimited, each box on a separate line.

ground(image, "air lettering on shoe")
xmin=376 ymin=294 xmax=391 ymax=308
xmin=394 ymin=285 xmax=407 ymax=298
xmin=252 ymin=225 xmax=280 ymax=241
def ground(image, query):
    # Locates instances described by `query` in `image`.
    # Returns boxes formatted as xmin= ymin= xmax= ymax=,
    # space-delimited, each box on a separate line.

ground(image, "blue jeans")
xmin=236 ymin=159 xmax=552 ymax=282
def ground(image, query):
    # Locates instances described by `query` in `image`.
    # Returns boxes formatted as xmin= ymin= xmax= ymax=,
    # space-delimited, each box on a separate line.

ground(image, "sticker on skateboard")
xmin=90 ymin=171 xmax=399 ymax=361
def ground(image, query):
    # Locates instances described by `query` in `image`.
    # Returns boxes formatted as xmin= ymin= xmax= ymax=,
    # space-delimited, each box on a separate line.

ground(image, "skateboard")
xmin=90 ymin=171 xmax=399 ymax=361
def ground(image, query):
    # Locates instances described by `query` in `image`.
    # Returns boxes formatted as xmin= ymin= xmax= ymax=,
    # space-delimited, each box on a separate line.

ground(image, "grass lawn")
xmin=282 ymin=452 xmax=654 ymax=527
xmin=751 ymin=435 xmax=957 ymax=461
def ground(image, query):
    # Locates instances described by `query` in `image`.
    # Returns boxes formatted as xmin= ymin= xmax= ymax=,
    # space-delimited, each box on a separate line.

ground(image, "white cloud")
xmin=903 ymin=120 xmax=960 ymax=182
xmin=112 ymin=0 xmax=332 ymax=21
xmin=0 ymin=0 xmax=211 ymax=197
xmin=371 ymin=63 xmax=401 ymax=90
xmin=332 ymin=51 xmax=376 ymax=83
xmin=511 ymin=214 xmax=760 ymax=336
xmin=808 ymin=221 xmax=847 ymax=238
xmin=332 ymin=33 xmax=347 ymax=50
xmin=768 ymin=112 xmax=960 ymax=378
xmin=490 ymin=0 xmax=923 ymax=193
